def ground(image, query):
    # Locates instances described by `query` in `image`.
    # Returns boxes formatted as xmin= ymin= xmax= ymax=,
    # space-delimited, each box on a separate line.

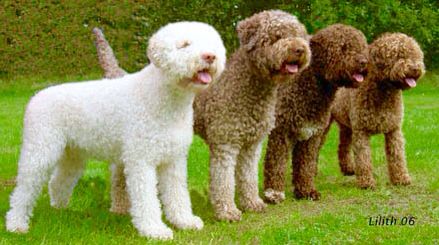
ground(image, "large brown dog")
xmin=327 ymin=33 xmax=424 ymax=188
xmin=263 ymin=24 xmax=369 ymax=204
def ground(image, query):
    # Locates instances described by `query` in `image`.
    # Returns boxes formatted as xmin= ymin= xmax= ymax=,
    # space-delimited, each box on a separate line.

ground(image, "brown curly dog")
xmin=327 ymin=33 xmax=425 ymax=189
xmin=92 ymin=10 xmax=311 ymax=221
xmin=263 ymin=24 xmax=368 ymax=204
xmin=194 ymin=10 xmax=310 ymax=221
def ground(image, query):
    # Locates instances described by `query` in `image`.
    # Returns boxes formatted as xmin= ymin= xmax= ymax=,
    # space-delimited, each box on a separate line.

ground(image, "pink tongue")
xmin=197 ymin=72 xmax=212 ymax=84
xmin=404 ymin=78 xmax=417 ymax=88
xmin=353 ymin=73 xmax=364 ymax=82
xmin=286 ymin=64 xmax=299 ymax=73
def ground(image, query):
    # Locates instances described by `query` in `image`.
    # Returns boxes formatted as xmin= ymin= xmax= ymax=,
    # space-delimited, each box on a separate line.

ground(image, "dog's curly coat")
xmin=93 ymin=10 xmax=311 ymax=222
xmin=326 ymin=33 xmax=424 ymax=188
xmin=263 ymin=24 xmax=369 ymax=203
xmin=193 ymin=10 xmax=310 ymax=221
xmin=6 ymin=21 xmax=226 ymax=240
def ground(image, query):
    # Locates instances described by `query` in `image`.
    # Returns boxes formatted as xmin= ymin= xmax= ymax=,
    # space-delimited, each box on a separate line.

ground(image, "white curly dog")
xmin=6 ymin=21 xmax=226 ymax=240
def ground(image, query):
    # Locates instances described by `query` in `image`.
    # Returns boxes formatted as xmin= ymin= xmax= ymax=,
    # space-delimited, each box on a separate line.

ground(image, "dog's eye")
xmin=176 ymin=40 xmax=191 ymax=49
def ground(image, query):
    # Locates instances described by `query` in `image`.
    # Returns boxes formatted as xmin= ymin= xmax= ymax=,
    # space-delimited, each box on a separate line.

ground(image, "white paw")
xmin=173 ymin=215 xmax=204 ymax=230
xmin=138 ymin=224 xmax=174 ymax=240
xmin=6 ymin=211 xmax=29 ymax=233
xmin=264 ymin=188 xmax=285 ymax=204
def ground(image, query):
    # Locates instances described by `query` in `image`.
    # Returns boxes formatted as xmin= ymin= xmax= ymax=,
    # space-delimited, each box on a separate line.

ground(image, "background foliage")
xmin=0 ymin=0 xmax=438 ymax=81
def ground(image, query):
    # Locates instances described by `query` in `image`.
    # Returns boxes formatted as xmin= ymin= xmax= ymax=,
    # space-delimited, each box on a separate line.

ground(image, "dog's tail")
xmin=92 ymin=27 xmax=127 ymax=79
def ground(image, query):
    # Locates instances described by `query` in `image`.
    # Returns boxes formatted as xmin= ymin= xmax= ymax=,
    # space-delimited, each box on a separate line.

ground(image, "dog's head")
xmin=369 ymin=33 xmax=425 ymax=90
xmin=236 ymin=10 xmax=310 ymax=82
xmin=147 ymin=21 xmax=226 ymax=92
xmin=310 ymin=24 xmax=369 ymax=88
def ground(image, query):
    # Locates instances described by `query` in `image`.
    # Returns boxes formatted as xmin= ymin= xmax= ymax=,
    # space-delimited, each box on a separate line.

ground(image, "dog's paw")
xmin=138 ymin=224 xmax=173 ymax=240
xmin=264 ymin=189 xmax=285 ymax=204
xmin=215 ymin=206 xmax=242 ymax=222
xmin=340 ymin=165 xmax=355 ymax=176
xmin=6 ymin=211 xmax=29 ymax=233
xmin=172 ymin=215 xmax=204 ymax=230
xmin=50 ymin=196 xmax=71 ymax=209
xmin=241 ymin=197 xmax=267 ymax=212
xmin=110 ymin=205 xmax=129 ymax=215
xmin=391 ymin=175 xmax=411 ymax=186
xmin=294 ymin=188 xmax=321 ymax=200
xmin=357 ymin=177 xmax=376 ymax=189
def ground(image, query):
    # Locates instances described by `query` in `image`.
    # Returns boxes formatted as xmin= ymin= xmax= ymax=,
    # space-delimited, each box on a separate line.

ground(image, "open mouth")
xmin=192 ymin=69 xmax=212 ymax=85
xmin=403 ymin=77 xmax=417 ymax=88
xmin=279 ymin=61 xmax=300 ymax=74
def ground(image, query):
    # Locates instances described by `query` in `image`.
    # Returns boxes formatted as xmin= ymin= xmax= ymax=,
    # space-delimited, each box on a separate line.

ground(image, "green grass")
xmin=0 ymin=74 xmax=438 ymax=244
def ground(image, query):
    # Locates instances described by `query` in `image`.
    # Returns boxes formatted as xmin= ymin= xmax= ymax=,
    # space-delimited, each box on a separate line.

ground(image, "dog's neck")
xmin=365 ymin=71 xmax=403 ymax=99
xmin=310 ymin=68 xmax=337 ymax=98
xmin=137 ymin=65 xmax=196 ymax=112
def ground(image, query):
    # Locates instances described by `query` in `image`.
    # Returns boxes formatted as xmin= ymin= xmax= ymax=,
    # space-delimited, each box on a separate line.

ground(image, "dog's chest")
xmin=353 ymin=94 xmax=403 ymax=133
xmin=239 ymin=94 xmax=277 ymax=143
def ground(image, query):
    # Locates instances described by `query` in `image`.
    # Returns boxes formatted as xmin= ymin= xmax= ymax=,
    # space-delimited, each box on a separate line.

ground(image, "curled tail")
xmin=92 ymin=27 xmax=127 ymax=79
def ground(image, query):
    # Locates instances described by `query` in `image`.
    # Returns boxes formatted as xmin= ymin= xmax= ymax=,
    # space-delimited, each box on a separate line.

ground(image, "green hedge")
xmin=0 ymin=0 xmax=437 ymax=81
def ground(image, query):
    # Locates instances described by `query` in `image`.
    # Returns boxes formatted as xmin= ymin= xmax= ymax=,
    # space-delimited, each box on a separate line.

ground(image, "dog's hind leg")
xmin=385 ymin=129 xmax=411 ymax=185
xmin=236 ymin=141 xmax=266 ymax=212
xmin=338 ymin=124 xmax=355 ymax=176
xmin=6 ymin=128 xmax=65 ymax=233
xmin=110 ymin=163 xmax=130 ymax=214
xmin=49 ymin=147 xmax=85 ymax=208
xmin=158 ymin=155 xmax=203 ymax=230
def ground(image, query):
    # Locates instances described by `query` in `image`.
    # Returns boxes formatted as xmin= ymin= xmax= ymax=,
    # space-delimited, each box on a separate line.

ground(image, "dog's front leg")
xmin=263 ymin=127 xmax=292 ymax=204
xmin=124 ymin=161 xmax=173 ymax=240
xmin=209 ymin=144 xmax=241 ymax=222
xmin=338 ymin=124 xmax=355 ymax=176
xmin=384 ymin=129 xmax=411 ymax=185
xmin=158 ymin=156 xmax=203 ymax=230
xmin=236 ymin=141 xmax=266 ymax=212
xmin=352 ymin=130 xmax=376 ymax=189
xmin=292 ymin=135 xmax=321 ymax=200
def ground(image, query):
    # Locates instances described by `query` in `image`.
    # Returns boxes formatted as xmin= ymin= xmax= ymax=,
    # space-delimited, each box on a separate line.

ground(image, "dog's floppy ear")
xmin=147 ymin=35 xmax=164 ymax=67
xmin=236 ymin=16 xmax=260 ymax=52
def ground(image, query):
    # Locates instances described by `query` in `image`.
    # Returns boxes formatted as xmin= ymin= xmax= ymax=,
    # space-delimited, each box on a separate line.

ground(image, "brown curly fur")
xmin=93 ymin=28 xmax=127 ymax=79
xmin=326 ymin=33 xmax=425 ymax=188
xmin=194 ymin=10 xmax=310 ymax=221
xmin=263 ymin=24 xmax=369 ymax=203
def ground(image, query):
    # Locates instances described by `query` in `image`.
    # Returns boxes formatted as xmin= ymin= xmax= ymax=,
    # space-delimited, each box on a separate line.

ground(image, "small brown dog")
xmin=263 ymin=24 xmax=369 ymax=203
xmin=194 ymin=10 xmax=310 ymax=221
xmin=327 ymin=33 xmax=425 ymax=188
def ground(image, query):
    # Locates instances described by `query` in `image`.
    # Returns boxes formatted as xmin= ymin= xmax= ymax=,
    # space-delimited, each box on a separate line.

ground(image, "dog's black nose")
xmin=202 ymin=53 xmax=216 ymax=64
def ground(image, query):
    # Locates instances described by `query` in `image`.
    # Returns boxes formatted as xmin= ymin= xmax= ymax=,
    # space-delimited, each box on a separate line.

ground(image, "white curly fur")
xmin=5 ymin=21 xmax=226 ymax=240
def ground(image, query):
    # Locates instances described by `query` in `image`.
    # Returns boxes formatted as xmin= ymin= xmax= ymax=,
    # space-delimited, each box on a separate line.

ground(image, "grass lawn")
xmin=0 ymin=74 xmax=438 ymax=244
